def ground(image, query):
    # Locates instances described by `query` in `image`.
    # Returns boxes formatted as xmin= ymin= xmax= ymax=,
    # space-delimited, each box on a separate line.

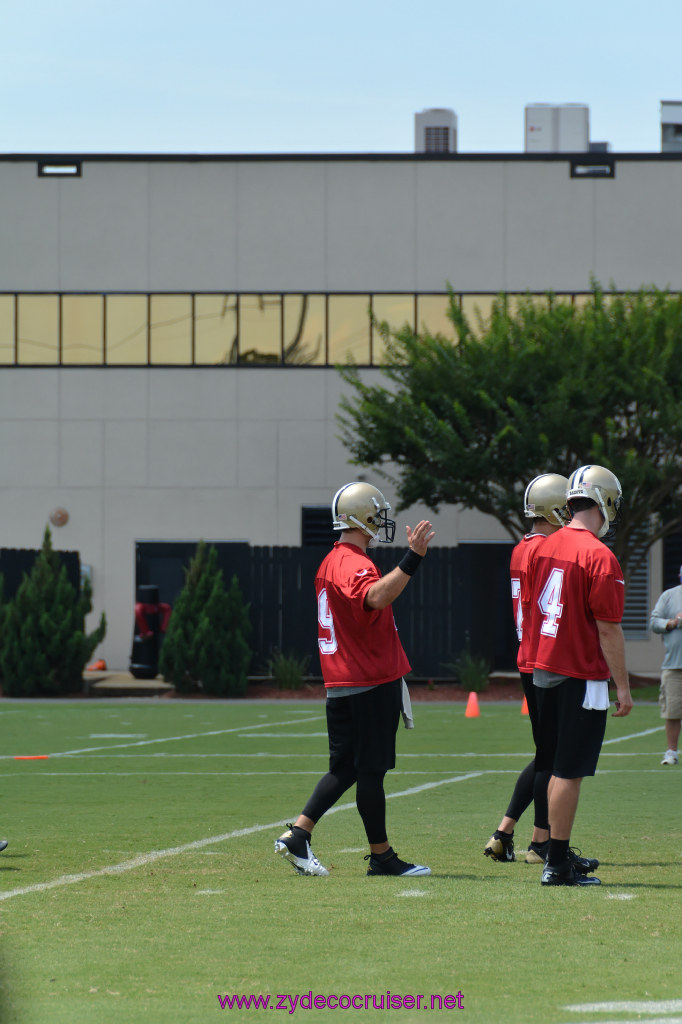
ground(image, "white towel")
xmin=582 ymin=679 xmax=610 ymax=711
xmin=401 ymin=678 xmax=414 ymax=729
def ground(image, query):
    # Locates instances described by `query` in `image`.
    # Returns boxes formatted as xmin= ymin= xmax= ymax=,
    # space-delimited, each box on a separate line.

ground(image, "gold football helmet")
xmin=523 ymin=473 xmax=571 ymax=527
xmin=567 ymin=464 xmax=623 ymax=538
xmin=331 ymin=482 xmax=396 ymax=543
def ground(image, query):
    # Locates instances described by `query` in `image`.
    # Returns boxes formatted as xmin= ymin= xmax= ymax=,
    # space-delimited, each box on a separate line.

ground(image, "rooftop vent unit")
xmin=525 ymin=104 xmax=589 ymax=153
xmin=415 ymin=108 xmax=457 ymax=153
xmin=661 ymin=100 xmax=682 ymax=152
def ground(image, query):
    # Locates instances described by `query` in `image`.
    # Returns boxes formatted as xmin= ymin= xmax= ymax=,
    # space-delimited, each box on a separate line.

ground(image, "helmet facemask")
xmin=594 ymin=488 xmax=623 ymax=540
xmin=365 ymin=507 xmax=396 ymax=545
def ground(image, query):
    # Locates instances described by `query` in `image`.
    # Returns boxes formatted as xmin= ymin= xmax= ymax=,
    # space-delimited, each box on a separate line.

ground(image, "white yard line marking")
xmin=237 ymin=733 xmax=329 ymax=738
xmin=25 ymin=716 xmax=324 ymax=757
xmin=2 ymin=772 xmax=332 ymax=778
xmin=602 ymin=726 xmax=662 ymax=745
xmin=0 ymin=750 xmax=665 ymax=762
xmin=0 ymin=750 xmax=537 ymax=761
xmin=556 ymin=1018 xmax=682 ymax=1024
xmin=565 ymin=1001 xmax=682 ymax=1014
xmin=0 ymin=773 xmax=481 ymax=903
xmin=0 ymin=770 xmax=502 ymax=778
xmin=4 ymin=767 xmax=667 ymax=779
xmin=599 ymin=753 xmax=668 ymax=758
xmin=89 ymin=733 xmax=148 ymax=739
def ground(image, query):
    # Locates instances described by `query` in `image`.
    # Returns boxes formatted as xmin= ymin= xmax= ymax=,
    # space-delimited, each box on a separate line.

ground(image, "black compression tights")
xmin=301 ymin=769 xmax=388 ymax=845
xmin=505 ymin=759 xmax=551 ymax=831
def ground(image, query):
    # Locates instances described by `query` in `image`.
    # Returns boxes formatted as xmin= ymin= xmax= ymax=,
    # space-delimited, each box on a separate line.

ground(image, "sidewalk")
xmin=83 ymin=670 xmax=174 ymax=698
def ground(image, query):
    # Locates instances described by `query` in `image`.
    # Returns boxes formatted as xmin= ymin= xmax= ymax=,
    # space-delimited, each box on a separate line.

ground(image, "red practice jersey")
xmin=510 ymin=532 xmax=547 ymax=672
xmin=525 ymin=523 xmax=625 ymax=680
xmin=315 ymin=541 xmax=411 ymax=689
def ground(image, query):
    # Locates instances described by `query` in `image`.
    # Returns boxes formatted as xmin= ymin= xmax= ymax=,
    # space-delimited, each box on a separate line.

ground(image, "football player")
xmin=485 ymin=473 xmax=569 ymax=865
xmin=527 ymin=465 xmax=633 ymax=887
xmin=275 ymin=481 xmax=434 ymax=878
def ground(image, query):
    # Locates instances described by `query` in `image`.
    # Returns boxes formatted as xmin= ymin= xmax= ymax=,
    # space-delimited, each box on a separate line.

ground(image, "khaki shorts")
xmin=660 ymin=669 xmax=682 ymax=720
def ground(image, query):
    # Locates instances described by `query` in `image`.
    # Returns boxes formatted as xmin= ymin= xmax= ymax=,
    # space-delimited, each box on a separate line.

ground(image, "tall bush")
xmin=159 ymin=542 xmax=252 ymax=696
xmin=0 ymin=527 xmax=107 ymax=697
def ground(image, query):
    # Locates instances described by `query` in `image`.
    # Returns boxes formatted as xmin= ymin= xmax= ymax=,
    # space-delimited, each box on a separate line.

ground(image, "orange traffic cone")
xmin=465 ymin=691 xmax=480 ymax=718
xmin=521 ymin=696 xmax=529 ymax=716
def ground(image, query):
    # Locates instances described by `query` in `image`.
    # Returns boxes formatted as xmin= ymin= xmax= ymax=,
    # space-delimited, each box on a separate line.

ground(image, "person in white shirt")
xmin=649 ymin=566 xmax=682 ymax=765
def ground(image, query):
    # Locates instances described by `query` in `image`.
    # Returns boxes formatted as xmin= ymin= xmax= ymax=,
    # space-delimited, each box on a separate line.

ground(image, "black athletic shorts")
xmin=534 ymin=677 xmax=607 ymax=779
xmin=326 ymin=678 xmax=402 ymax=775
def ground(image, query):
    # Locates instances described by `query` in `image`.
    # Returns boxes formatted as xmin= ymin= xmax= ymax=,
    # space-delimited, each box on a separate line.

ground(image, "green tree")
xmin=338 ymin=284 xmax=682 ymax=585
xmin=0 ymin=527 xmax=106 ymax=697
xmin=159 ymin=542 xmax=252 ymax=696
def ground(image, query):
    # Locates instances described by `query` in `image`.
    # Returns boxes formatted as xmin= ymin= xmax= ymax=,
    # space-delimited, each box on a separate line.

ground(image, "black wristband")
xmin=398 ymin=549 xmax=423 ymax=576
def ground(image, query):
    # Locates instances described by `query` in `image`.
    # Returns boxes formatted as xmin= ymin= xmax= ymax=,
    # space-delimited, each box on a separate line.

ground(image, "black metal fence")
xmin=135 ymin=541 xmax=519 ymax=678
xmin=0 ymin=548 xmax=81 ymax=599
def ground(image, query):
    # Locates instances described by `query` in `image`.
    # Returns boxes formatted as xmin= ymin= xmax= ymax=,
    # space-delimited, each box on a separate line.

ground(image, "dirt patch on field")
xmin=241 ymin=673 xmax=659 ymax=703
xmin=243 ymin=679 xmax=523 ymax=702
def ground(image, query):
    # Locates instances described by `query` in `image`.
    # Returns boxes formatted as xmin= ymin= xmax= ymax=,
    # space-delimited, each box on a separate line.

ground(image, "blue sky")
xmin=3 ymin=0 xmax=679 ymax=154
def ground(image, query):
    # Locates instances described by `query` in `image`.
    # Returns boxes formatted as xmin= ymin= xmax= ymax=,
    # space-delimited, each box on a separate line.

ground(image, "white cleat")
xmin=274 ymin=828 xmax=329 ymax=876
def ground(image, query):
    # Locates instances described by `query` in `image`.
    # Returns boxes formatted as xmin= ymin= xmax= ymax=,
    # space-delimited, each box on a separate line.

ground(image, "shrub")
xmin=0 ymin=527 xmax=106 ymax=697
xmin=159 ymin=542 xmax=252 ymax=696
xmin=267 ymin=650 xmax=311 ymax=690
xmin=442 ymin=638 xmax=491 ymax=693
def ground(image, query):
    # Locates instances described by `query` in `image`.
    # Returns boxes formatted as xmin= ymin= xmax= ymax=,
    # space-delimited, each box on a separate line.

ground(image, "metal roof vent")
xmin=415 ymin=108 xmax=457 ymax=153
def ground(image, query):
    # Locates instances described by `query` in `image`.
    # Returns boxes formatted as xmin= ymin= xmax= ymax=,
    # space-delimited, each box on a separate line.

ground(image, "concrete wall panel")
xmin=58 ymin=163 xmax=150 ymax=291
xmin=148 ymin=163 xmax=239 ymax=291
xmin=0 ymin=165 xmax=60 ymax=288
xmin=235 ymin=162 xmax=327 ymax=291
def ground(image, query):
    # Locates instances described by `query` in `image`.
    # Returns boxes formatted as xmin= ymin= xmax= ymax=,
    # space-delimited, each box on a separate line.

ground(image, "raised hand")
xmin=406 ymin=520 xmax=435 ymax=557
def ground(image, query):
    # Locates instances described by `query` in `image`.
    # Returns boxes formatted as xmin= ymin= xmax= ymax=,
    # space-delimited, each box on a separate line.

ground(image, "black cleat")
xmin=365 ymin=850 xmax=431 ymax=876
xmin=569 ymin=847 xmax=599 ymax=874
xmin=541 ymin=859 xmax=601 ymax=886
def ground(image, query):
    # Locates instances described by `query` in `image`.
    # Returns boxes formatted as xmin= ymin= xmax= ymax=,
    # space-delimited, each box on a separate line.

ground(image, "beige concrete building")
xmin=1 ymin=150 xmax=681 ymax=670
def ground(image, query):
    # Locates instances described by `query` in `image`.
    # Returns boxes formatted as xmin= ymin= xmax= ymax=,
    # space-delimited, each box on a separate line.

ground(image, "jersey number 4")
xmin=537 ymin=567 xmax=565 ymax=637
xmin=317 ymin=588 xmax=338 ymax=654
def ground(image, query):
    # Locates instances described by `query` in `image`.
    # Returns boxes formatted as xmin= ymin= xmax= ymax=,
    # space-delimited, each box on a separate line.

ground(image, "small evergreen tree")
xmin=159 ymin=542 xmax=252 ymax=696
xmin=0 ymin=527 xmax=107 ymax=697
xmin=223 ymin=573 xmax=252 ymax=695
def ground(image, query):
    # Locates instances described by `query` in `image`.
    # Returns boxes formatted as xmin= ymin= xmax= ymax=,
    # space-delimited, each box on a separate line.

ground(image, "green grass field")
xmin=0 ymin=697 xmax=679 ymax=1024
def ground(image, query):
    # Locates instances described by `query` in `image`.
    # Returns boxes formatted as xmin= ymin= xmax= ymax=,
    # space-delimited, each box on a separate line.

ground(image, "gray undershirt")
xmin=326 ymin=684 xmax=374 ymax=698
xmin=533 ymin=668 xmax=569 ymax=688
